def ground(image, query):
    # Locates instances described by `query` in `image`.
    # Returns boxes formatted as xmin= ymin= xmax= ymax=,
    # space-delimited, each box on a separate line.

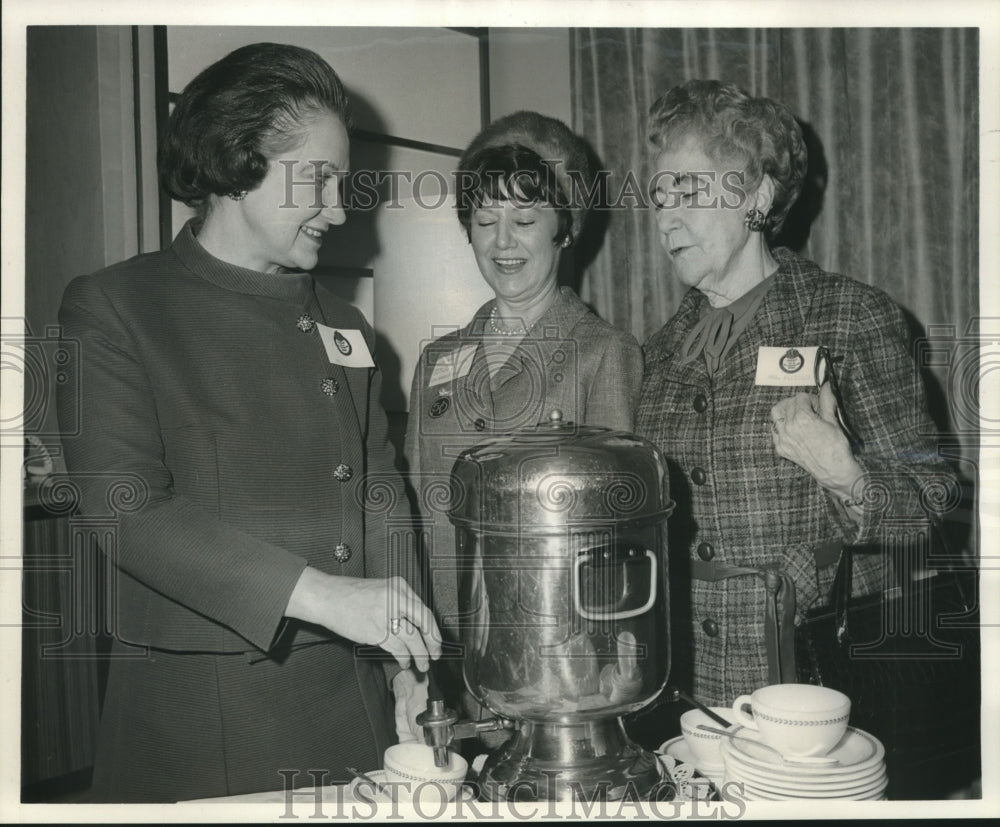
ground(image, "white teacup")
xmin=679 ymin=707 xmax=732 ymax=767
xmin=382 ymin=743 xmax=468 ymax=804
xmin=731 ymin=684 xmax=850 ymax=757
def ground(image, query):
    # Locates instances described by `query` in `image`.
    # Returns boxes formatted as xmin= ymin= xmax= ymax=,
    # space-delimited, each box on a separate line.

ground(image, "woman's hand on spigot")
xmin=285 ymin=568 xmax=442 ymax=670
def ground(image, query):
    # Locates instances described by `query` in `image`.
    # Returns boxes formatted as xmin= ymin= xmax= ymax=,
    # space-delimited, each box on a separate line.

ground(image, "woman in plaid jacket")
xmin=636 ymin=80 xmax=955 ymax=707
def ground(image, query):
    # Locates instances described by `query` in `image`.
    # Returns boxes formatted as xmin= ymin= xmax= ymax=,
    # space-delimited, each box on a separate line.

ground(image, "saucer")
xmin=736 ymin=774 xmax=888 ymax=801
xmin=346 ymin=770 xmax=474 ymax=804
xmin=737 ymin=769 xmax=888 ymax=799
xmin=723 ymin=725 xmax=884 ymax=775
xmin=722 ymin=746 xmax=885 ymax=790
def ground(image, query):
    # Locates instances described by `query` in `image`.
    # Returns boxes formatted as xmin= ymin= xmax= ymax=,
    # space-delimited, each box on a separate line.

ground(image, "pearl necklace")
xmin=488 ymin=305 xmax=534 ymax=337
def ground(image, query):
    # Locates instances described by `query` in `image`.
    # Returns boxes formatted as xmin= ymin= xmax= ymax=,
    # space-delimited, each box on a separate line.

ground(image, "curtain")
xmin=570 ymin=28 xmax=979 ymax=471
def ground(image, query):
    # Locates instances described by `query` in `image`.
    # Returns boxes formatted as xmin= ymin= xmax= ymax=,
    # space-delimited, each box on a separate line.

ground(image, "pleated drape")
xmin=570 ymin=28 xmax=978 ymax=464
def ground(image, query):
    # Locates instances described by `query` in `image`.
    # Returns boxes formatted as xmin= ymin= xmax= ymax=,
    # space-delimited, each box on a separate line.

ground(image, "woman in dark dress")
xmin=57 ymin=43 xmax=439 ymax=802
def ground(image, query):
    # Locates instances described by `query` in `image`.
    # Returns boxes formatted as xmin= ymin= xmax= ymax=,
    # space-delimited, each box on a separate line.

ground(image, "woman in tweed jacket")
xmin=57 ymin=44 xmax=439 ymax=801
xmin=636 ymin=80 xmax=954 ymax=707
xmin=404 ymin=114 xmax=642 ymax=716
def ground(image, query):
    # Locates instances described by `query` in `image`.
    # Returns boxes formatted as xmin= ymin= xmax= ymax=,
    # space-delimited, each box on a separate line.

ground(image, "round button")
xmin=691 ymin=467 xmax=707 ymax=486
xmin=321 ymin=378 xmax=340 ymax=396
xmin=702 ymin=618 xmax=720 ymax=637
xmin=693 ymin=394 xmax=708 ymax=413
xmin=333 ymin=543 xmax=352 ymax=563
xmin=333 ymin=463 xmax=353 ymax=482
xmin=696 ymin=542 xmax=715 ymax=561
xmin=474 ymin=418 xmax=486 ymax=432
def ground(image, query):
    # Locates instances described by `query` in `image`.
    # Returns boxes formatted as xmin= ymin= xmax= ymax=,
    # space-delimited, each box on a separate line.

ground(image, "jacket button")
xmin=321 ymin=377 xmax=340 ymax=396
xmin=702 ymin=618 xmax=720 ymax=637
xmin=333 ymin=463 xmax=353 ymax=482
xmin=693 ymin=394 xmax=708 ymax=413
xmin=691 ymin=467 xmax=707 ymax=486
xmin=297 ymin=313 xmax=316 ymax=333
xmin=333 ymin=543 xmax=352 ymax=563
xmin=474 ymin=418 xmax=486 ymax=431
xmin=697 ymin=542 xmax=715 ymax=561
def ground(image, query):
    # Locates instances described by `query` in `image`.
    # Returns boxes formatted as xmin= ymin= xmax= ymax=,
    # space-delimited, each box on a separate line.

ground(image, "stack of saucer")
xmin=720 ymin=725 xmax=887 ymax=801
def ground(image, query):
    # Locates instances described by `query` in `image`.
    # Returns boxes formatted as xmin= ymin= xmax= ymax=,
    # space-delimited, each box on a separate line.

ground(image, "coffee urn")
xmin=426 ymin=413 xmax=673 ymax=801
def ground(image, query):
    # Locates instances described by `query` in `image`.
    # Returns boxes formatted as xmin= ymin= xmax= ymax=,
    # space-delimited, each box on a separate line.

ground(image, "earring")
xmin=560 ymin=236 xmax=572 ymax=248
xmin=228 ymin=190 xmax=248 ymax=202
xmin=744 ymin=208 xmax=767 ymax=232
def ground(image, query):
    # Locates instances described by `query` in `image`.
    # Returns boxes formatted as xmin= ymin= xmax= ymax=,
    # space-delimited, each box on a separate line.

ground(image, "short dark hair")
xmin=647 ymin=80 xmax=807 ymax=239
xmin=455 ymin=144 xmax=574 ymax=246
xmin=159 ymin=42 xmax=350 ymax=214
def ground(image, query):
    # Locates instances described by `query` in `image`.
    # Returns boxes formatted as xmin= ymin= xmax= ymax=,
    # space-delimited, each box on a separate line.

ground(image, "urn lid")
xmin=448 ymin=411 xmax=672 ymax=533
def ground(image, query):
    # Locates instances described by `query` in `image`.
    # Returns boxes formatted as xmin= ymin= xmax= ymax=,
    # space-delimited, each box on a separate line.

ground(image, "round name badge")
xmin=429 ymin=396 xmax=451 ymax=418
xmin=779 ymin=348 xmax=804 ymax=374
xmin=334 ymin=331 xmax=353 ymax=356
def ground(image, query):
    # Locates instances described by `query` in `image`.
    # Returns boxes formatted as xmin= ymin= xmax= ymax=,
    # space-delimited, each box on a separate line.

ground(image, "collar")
xmin=172 ymin=220 xmax=315 ymax=304
xmin=679 ymin=272 xmax=777 ymax=369
xmin=647 ymin=247 xmax=824 ymax=382
xmin=745 ymin=246 xmax=822 ymax=344
xmin=453 ymin=287 xmax=592 ymax=392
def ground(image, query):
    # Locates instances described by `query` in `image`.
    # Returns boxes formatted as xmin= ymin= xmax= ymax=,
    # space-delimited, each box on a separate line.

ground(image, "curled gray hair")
xmin=648 ymin=80 xmax=807 ymax=239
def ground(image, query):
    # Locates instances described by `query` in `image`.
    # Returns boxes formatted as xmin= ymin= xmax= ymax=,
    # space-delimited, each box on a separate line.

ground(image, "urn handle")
xmin=572 ymin=547 xmax=658 ymax=621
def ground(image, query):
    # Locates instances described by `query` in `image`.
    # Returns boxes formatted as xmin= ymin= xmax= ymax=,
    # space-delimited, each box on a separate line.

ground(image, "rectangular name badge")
xmin=754 ymin=346 xmax=819 ymax=386
xmin=316 ymin=324 xmax=376 ymax=368
xmin=428 ymin=344 xmax=477 ymax=387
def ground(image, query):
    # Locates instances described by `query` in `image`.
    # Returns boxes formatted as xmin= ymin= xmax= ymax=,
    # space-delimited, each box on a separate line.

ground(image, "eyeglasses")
xmin=814 ymin=346 xmax=861 ymax=447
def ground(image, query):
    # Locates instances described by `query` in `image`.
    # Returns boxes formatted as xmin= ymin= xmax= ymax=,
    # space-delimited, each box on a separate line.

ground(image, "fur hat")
xmin=459 ymin=111 xmax=592 ymax=241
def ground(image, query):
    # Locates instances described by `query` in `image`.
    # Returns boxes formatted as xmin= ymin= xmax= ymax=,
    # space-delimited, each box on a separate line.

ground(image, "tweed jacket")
xmin=57 ymin=223 xmax=412 ymax=654
xmin=637 ymin=247 xmax=955 ymax=706
xmin=404 ymin=286 xmax=643 ymax=643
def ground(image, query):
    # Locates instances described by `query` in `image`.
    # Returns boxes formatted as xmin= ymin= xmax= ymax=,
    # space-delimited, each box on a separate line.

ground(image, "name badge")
xmin=428 ymin=344 xmax=477 ymax=387
xmin=317 ymin=324 xmax=375 ymax=368
xmin=754 ymin=346 xmax=819 ymax=386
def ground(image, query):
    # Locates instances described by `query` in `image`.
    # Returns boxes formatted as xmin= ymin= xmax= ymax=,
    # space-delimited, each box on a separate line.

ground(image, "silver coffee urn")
xmin=421 ymin=413 xmax=673 ymax=802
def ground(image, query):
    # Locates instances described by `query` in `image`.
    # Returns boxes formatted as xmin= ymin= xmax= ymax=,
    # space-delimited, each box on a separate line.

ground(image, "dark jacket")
xmin=57 ymin=223 xmax=406 ymax=799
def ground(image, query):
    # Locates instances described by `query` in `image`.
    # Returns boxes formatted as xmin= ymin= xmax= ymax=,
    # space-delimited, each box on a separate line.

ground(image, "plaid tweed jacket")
xmin=637 ymin=247 xmax=954 ymax=705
